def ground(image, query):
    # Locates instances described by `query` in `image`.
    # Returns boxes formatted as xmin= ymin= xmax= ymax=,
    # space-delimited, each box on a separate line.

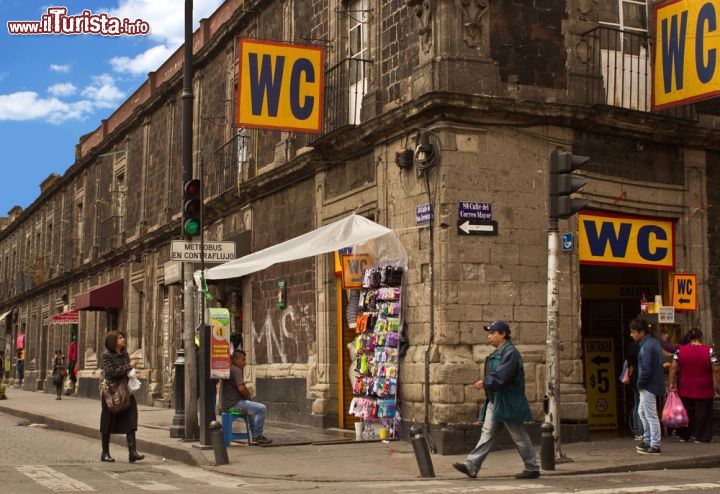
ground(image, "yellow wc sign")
xmin=236 ymin=39 xmax=324 ymax=133
xmin=578 ymin=212 xmax=675 ymax=269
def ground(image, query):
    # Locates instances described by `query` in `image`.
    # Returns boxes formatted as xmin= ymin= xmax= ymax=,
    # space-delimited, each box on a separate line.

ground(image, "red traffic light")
xmin=184 ymin=179 xmax=201 ymax=198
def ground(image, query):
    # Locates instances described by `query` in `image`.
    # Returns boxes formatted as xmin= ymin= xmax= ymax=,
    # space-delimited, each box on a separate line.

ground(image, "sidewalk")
xmin=1 ymin=387 xmax=719 ymax=482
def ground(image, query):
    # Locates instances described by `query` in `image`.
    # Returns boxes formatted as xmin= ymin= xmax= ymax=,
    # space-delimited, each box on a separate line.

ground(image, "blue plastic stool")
xmin=221 ymin=410 xmax=252 ymax=447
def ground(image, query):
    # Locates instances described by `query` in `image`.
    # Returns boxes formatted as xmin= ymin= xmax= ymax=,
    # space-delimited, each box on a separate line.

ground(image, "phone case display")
xmin=348 ymin=265 xmax=404 ymax=439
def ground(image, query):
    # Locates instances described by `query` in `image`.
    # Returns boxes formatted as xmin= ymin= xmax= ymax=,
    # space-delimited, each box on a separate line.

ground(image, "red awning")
xmin=73 ymin=279 xmax=124 ymax=311
xmin=51 ymin=310 xmax=79 ymax=324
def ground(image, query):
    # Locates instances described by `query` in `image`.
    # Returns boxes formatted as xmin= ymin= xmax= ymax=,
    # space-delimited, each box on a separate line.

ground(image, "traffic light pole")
xmin=198 ymin=158 xmax=212 ymax=446
xmin=181 ymin=0 xmax=199 ymax=442
xmin=545 ymin=219 xmax=563 ymax=459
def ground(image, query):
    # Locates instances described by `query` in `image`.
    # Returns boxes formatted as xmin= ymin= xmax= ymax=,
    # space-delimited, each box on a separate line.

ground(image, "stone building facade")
xmin=1 ymin=0 xmax=718 ymax=453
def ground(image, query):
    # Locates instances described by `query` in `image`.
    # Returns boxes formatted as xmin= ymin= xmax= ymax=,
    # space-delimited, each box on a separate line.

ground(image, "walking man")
xmin=220 ymin=350 xmax=272 ymax=445
xmin=629 ymin=318 xmax=665 ymax=455
xmin=452 ymin=320 xmax=540 ymax=479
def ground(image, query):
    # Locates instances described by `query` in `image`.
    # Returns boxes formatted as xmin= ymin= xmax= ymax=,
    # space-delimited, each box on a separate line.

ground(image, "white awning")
xmin=204 ymin=214 xmax=406 ymax=281
xmin=0 ymin=310 xmax=11 ymax=323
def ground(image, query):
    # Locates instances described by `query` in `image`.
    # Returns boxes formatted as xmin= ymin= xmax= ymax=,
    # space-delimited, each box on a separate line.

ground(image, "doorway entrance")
xmin=580 ymin=265 xmax=661 ymax=434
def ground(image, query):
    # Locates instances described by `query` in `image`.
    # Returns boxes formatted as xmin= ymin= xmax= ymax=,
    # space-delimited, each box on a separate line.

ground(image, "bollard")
xmin=410 ymin=425 xmax=435 ymax=478
xmin=209 ymin=420 xmax=229 ymax=466
xmin=540 ymin=422 xmax=555 ymax=471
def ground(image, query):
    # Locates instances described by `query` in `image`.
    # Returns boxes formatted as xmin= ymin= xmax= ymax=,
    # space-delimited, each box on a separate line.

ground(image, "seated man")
xmin=220 ymin=350 xmax=272 ymax=445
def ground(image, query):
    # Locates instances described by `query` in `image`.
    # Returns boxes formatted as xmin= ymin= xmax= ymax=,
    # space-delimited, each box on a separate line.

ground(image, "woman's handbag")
xmin=661 ymin=390 xmax=689 ymax=428
xmin=101 ymin=377 xmax=131 ymax=414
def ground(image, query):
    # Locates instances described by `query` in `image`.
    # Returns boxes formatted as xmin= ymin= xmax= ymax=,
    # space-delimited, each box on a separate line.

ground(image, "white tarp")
xmin=203 ymin=214 xmax=407 ymax=281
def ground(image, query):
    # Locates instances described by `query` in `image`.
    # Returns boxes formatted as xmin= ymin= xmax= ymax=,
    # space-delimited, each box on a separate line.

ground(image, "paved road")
xmin=3 ymin=411 xmax=720 ymax=493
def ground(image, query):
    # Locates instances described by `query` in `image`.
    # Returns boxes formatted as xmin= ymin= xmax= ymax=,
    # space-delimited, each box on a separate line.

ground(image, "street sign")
xmin=457 ymin=220 xmax=498 ymax=236
xmin=583 ymin=338 xmax=617 ymax=431
xmin=672 ymin=274 xmax=697 ymax=311
xmin=416 ymin=203 xmax=433 ymax=225
xmin=171 ymin=241 xmax=236 ymax=263
xmin=458 ymin=201 xmax=492 ymax=220
xmin=561 ymin=232 xmax=574 ymax=252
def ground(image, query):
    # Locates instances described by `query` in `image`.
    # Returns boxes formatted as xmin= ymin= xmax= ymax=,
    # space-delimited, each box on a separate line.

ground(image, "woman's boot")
xmin=101 ymin=433 xmax=115 ymax=462
xmin=127 ymin=431 xmax=145 ymax=463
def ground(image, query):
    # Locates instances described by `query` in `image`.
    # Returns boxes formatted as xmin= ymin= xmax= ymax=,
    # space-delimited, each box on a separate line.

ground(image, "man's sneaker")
xmin=252 ymin=435 xmax=273 ymax=446
xmin=634 ymin=434 xmax=643 ymax=441
xmin=636 ymin=442 xmax=649 ymax=452
xmin=452 ymin=462 xmax=477 ymax=479
xmin=638 ymin=446 xmax=661 ymax=455
xmin=515 ymin=470 xmax=541 ymax=479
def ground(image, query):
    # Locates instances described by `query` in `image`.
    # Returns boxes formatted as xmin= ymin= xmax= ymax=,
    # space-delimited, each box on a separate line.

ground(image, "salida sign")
xmin=236 ymin=39 xmax=324 ymax=132
xmin=578 ymin=212 xmax=675 ymax=269
xmin=653 ymin=0 xmax=720 ymax=109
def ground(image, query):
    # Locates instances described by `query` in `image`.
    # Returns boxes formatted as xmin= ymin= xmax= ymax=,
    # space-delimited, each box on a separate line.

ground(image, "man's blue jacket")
xmin=637 ymin=335 xmax=666 ymax=396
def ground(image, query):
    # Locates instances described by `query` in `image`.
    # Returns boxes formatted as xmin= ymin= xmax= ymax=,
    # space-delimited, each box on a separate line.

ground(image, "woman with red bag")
xmin=668 ymin=328 xmax=720 ymax=443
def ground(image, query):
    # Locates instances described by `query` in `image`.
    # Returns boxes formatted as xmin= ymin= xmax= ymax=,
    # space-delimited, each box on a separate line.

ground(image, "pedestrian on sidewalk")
xmin=220 ymin=349 xmax=272 ymax=445
xmin=668 ymin=328 xmax=720 ymax=443
xmin=452 ymin=321 xmax=540 ymax=480
xmin=630 ymin=318 xmax=665 ymax=455
xmin=67 ymin=335 xmax=78 ymax=392
xmin=100 ymin=330 xmax=145 ymax=463
xmin=15 ymin=348 xmax=24 ymax=386
xmin=51 ymin=350 xmax=66 ymax=400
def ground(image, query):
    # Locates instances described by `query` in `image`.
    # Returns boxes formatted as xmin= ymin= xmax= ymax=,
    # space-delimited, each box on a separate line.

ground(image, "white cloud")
xmin=48 ymin=83 xmax=78 ymax=98
xmin=49 ymin=64 xmax=71 ymax=73
xmin=103 ymin=0 xmax=223 ymax=75
xmin=109 ymin=44 xmax=175 ymax=76
xmin=0 ymin=91 xmax=93 ymax=124
xmin=81 ymin=74 xmax=125 ymax=109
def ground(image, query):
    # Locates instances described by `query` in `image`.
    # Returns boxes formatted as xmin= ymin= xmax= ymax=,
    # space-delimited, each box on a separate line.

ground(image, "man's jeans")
xmin=230 ymin=400 xmax=267 ymax=438
xmin=633 ymin=386 xmax=644 ymax=437
xmin=638 ymin=388 xmax=661 ymax=448
xmin=464 ymin=402 xmax=539 ymax=475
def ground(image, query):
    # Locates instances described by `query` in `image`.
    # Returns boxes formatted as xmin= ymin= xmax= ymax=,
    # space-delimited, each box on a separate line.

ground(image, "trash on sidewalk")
xmin=28 ymin=423 xmax=48 ymax=428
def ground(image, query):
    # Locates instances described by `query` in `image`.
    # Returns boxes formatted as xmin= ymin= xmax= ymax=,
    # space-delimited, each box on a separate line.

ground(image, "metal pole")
xmin=198 ymin=159 xmax=212 ymax=446
xmin=545 ymin=219 xmax=563 ymax=458
xmin=182 ymin=0 xmax=198 ymax=441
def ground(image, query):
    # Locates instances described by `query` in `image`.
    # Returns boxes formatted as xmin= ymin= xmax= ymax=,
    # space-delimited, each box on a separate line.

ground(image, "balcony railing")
xmin=323 ymin=57 xmax=373 ymax=134
xmin=582 ymin=26 xmax=695 ymax=120
xmin=209 ymin=132 xmax=250 ymax=199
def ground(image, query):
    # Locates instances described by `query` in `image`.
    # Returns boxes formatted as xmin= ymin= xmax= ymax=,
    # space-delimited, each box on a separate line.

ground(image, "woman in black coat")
xmin=100 ymin=330 xmax=144 ymax=463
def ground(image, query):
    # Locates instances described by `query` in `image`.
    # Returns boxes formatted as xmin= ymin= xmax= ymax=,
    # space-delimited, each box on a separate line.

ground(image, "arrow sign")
xmin=591 ymin=355 xmax=610 ymax=366
xmin=679 ymin=298 xmax=690 ymax=304
xmin=457 ymin=220 xmax=498 ymax=236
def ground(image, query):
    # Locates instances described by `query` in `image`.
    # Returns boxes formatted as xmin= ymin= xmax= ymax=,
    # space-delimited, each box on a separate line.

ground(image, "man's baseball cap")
xmin=484 ymin=320 xmax=511 ymax=334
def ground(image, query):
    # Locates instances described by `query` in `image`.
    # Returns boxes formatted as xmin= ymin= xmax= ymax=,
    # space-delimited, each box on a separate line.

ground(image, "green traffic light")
xmin=184 ymin=218 xmax=200 ymax=236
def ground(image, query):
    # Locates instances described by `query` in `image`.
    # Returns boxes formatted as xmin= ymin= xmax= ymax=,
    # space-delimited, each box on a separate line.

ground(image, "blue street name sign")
xmin=416 ymin=203 xmax=433 ymax=225
xmin=562 ymin=232 xmax=574 ymax=252
xmin=458 ymin=201 xmax=492 ymax=220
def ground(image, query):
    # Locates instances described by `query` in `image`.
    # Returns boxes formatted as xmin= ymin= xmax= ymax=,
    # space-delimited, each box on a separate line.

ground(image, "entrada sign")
xmin=578 ymin=212 xmax=675 ymax=269
xmin=236 ymin=39 xmax=324 ymax=132
xmin=653 ymin=0 xmax=720 ymax=109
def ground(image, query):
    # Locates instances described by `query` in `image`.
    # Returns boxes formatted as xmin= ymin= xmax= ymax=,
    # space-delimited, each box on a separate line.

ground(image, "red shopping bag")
xmin=661 ymin=390 xmax=689 ymax=428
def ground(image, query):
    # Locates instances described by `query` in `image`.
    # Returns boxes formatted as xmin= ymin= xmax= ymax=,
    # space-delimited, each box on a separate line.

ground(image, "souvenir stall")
xmin=348 ymin=264 xmax=404 ymax=440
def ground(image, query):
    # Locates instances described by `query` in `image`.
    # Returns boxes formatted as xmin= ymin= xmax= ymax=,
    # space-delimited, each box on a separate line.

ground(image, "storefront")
xmin=577 ymin=211 xmax=691 ymax=433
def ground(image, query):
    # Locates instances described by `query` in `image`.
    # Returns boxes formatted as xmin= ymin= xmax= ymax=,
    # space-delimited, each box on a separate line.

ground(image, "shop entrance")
xmin=580 ymin=265 xmax=661 ymax=435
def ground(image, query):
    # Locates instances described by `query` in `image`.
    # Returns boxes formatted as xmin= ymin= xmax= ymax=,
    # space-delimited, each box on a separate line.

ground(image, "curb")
xmin=0 ymin=402 xmax=205 ymax=467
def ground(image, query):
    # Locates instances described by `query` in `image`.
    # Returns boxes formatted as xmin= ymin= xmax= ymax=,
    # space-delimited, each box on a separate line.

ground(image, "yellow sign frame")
xmin=236 ymin=39 xmax=324 ymax=133
xmin=584 ymin=337 xmax=618 ymax=431
xmin=578 ymin=211 xmax=675 ymax=269
xmin=653 ymin=0 xmax=720 ymax=110
xmin=341 ymin=254 xmax=372 ymax=289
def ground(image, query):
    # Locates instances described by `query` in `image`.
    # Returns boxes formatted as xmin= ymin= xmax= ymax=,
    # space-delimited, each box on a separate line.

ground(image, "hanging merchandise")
xmin=348 ymin=263 xmax=404 ymax=440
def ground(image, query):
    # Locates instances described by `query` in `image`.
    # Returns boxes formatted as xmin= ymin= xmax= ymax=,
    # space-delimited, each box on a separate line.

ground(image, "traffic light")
xmin=549 ymin=151 xmax=589 ymax=219
xmin=183 ymin=178 xmax=202 ymax=237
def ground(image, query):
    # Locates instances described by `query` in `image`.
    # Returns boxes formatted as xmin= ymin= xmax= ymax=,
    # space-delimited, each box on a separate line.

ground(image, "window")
xmin=599 ymin=0 xmax=648 ymax=33
xmin=348 ymin=0 xmax=369 ymax=125
xmin=76 ymin=201 xmax=84 ymax=251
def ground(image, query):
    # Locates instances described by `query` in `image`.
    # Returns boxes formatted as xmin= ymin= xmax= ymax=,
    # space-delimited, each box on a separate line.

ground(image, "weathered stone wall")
xmin=490 ymin=0 xmax=566 ymax=88
xmin=251 ymin=179 xmax=316 ymax=365
xmin=381 ymin=0 xmax=419 ymax=103
xmin=708 ymin=151 xmax=720 ymax=346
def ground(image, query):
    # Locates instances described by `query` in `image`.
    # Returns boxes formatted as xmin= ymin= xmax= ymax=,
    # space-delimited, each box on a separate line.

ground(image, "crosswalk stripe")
xmin=154 ymin=464 xmax=247 ymax=488
xmin=16 ymin=465 xmax=95 ymax=492
xmin=540 ymin=483 xmax=720 ymax=494
xmin=99 ymin=469 xmax=179 ymax=491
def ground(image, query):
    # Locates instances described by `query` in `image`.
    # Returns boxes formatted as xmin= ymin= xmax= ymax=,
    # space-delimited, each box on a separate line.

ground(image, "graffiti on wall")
xmin=251 ymin=303 xmax=315 ymax=364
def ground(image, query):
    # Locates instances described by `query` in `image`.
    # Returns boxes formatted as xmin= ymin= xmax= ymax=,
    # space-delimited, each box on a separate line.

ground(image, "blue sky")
xmin=0 ymin=0 xmax=223 ymax=216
